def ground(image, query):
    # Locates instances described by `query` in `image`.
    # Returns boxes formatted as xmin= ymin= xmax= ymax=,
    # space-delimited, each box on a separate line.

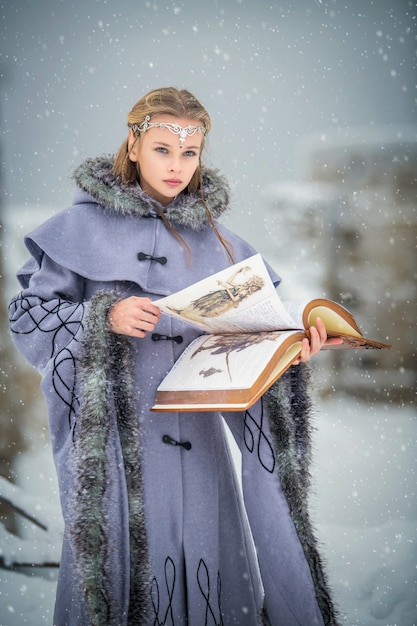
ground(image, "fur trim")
xmin=264 ymin=365 xmax=341 ymax=626
xmin=72 ymin=156 xmax=230 ymax=231
xmin=70 ymin=291 xmax=151 ymax=625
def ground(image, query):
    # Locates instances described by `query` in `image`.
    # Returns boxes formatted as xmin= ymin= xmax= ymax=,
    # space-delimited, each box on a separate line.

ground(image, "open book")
xmin=151 ymin=254 xmax=390 ymax=412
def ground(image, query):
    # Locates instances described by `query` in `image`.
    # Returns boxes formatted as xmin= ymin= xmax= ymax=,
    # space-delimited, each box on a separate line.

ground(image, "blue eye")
xmin=184 ymin=150 xmax=197 ymax=157
xmin=155 ymin=147 xmax=168 ymax=153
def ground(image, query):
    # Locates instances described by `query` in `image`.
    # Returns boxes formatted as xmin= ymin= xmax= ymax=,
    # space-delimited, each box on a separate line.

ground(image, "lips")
xmin=164 ymin=179 xmax=182 ymax=187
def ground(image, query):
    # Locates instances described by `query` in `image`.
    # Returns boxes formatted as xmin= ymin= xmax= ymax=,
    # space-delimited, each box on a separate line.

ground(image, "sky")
xmin=1 ymin=0 xmax=416 ymax=246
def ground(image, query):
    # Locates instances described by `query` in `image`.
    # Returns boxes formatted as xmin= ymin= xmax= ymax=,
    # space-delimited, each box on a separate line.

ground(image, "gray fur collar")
xmin=72 ymin=156 xmax=230 ymax=231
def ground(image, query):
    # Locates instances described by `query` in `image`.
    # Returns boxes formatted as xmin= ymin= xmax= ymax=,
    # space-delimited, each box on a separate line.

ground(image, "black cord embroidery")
xmin=9 ymin=294 xmax=84 ymax=357
xmin=150 ymin=557 xmax=224 ymax=625
xmin=243 ymin=399 xmax=276 ymax=474
xmin=52 ymin=346 xmax=80 ymax=430
xmin=150 ymin=556 xmax=176 ymax=626
xmin=9 ymin=294 xmax=84 ymax=429
xmin=197 ymin=559 xmax=224 ymax=626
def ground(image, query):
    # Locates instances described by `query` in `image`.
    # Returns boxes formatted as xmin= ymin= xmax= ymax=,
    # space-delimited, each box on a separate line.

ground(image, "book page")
xmin=154 ymin=254 xmax=299 ymax=333
xmin=156 ymin=330 xmax=302 ymax=392
xmin=283 ymin=299 xmax=363 ymax=335
xmin=280 ymin=300 xmax=307 ymax=328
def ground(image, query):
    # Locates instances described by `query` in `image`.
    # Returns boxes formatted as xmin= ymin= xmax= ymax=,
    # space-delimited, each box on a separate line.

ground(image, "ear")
xmin=128 ymin=129 xmax=139 ymax=162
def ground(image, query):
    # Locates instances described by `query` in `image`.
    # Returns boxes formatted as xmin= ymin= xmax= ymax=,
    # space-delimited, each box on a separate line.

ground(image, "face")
xmin=129 ymin=114 xmax=204 ymax=206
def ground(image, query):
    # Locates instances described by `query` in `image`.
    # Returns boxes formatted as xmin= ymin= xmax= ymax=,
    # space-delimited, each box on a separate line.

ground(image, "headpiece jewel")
xmin=130 ymin=115 xmax=206 ymax=148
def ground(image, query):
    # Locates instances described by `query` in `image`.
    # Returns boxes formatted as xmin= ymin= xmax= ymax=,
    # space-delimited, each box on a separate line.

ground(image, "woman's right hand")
xmin=108 ymin=296 xmax=161 ymax=338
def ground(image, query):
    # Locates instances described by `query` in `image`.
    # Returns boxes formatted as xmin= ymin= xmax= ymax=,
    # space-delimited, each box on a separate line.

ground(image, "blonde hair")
xmin=113 ymin=87 xmax=210 ymax=192
xmin=112 ymin=87 xmax=233 ymax=263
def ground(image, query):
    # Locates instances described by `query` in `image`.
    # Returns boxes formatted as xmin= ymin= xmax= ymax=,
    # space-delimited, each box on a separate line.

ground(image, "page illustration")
xmin=155 ymin=254 xmax=297 ymax=333
xmin=190 ymin=331 xmax=285 ymax=383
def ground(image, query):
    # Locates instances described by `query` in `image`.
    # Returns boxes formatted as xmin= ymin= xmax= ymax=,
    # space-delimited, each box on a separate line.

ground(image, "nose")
xmin=168 ymin=155 xmax=181 ymax=172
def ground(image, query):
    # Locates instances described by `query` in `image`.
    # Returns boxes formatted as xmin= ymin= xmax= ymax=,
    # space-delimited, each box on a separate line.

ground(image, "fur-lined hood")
xmin=72 ymin=155 xmax=230 ymax=231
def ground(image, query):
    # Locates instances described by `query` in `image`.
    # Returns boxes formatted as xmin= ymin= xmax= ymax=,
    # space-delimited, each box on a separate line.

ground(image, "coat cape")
xmin=9 ymin=156 xmax=340 ymax=626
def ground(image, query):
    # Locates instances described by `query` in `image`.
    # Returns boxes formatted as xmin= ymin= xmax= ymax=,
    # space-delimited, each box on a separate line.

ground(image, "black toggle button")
xmin=162 ymin=434 xmax=192 ymax=451
xmin=152 ymin=333 xmax=183 ymax=344
xmin=137 ymin=252 xmax=167 ymax=265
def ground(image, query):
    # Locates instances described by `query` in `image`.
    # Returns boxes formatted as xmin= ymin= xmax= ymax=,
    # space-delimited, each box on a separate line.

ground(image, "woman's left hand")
xmin=294 ymin=317 xmax=344 ymax=364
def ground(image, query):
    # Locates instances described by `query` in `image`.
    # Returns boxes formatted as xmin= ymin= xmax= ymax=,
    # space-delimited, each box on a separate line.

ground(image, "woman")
xmin=9 ymin=87 xmax=341 ymax=625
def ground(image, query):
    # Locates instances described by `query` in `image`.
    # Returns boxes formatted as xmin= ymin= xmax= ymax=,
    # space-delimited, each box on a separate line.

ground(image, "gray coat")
xmin=9 ymin=157 xmax=340 ymax=626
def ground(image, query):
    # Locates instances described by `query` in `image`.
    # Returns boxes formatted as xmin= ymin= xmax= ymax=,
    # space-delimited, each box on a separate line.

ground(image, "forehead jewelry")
xmin=130 ymin=115 xmax=206 ymax=148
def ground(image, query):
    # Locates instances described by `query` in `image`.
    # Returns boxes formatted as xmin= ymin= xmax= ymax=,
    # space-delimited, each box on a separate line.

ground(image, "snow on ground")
xmin=312 ymin=395 xmax=417 ymax=626
xmin=0 ymin=570 xmax=57 ymax=626
xmin=0 ymin=394 xmax=415 ymax=626
xmin=323 ymin=519 xmax=416 ymax=626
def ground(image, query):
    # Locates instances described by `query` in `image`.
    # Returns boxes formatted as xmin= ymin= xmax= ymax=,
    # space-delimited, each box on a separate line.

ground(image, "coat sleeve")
xmin=8 ymin=251 xmax=90 ymax=374
xmin=9 ymin=249 xmax=122 ymax=371
xmin=9 ymin=248 xmax=123 ymax=363
xmin=9 ymin=251 xmax=121 ymax=452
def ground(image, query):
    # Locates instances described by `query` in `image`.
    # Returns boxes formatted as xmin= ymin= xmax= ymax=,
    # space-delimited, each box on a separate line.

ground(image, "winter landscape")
xmin=1 ymin=1 xmax=416 ymax=625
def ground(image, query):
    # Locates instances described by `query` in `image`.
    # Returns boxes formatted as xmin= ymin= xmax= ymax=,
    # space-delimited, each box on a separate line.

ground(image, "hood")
xmin=72 ymin=155 xmax=231 ymax=231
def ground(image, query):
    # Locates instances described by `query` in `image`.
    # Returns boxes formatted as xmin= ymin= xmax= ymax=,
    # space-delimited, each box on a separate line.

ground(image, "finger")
xmin=110 ymin=323 xmax=147 ymax=338
xmin=315 ymin=317 xmax=328 ymax=343
xmin=325 ymin=337 xmax=344 ymax=346
xmin=141 ymin=302 xmax=161 ymax=319
xmin=309 ymin=320 xmax=325 ymax=347
xmin=108 ymin=297 xmax=159 ymax=336
xmin=308 ymin=326 xmax=321 ymax=356
xmin=294 ymin=337 xmax=311 ymax=364
xmin=136 ymin=310 xmax=159 ymax=326
xmin=134 ymin=318 xmax=157 ymax=333
xmin=309 ymin=320 xmax=328 ymax=355
xmin=133 ymin=301 xmax=161 ymax=324
xmin=129 ymin=327 xmax=147 ymax=338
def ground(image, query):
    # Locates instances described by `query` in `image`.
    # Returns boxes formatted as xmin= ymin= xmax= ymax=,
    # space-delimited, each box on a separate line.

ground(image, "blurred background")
xmin=1 ymin=1 xmax=416 ymax=624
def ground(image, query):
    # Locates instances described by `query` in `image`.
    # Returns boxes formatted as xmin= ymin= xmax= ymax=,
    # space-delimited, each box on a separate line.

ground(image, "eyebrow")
xmin=152 ymin=141 xmax=201 ymax=150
